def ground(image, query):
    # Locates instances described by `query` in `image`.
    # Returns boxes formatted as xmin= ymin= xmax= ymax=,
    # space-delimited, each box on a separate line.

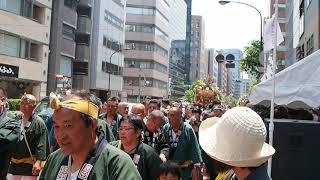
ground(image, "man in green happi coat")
xmin=162 ymin=107 xmax=203 ymax=180
xmin=7 ymin=94 xmax=50 ymax=180
xmin=40 ymin=91 xmax=141 ymax=180
xmin=0 ymin=87 xmax=20 ymax=180
xmin=99 ymin=97 xmax=122 ymax=140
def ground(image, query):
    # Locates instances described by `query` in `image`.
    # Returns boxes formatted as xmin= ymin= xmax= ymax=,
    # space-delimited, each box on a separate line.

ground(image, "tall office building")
xmin=48 ymin=0 xmax=93 ymax=94
xmin=90 ymin=0 xmax=126 ymax=102
xmin=295 ymin=0 xmax=319 ymax=60
xmin=123 ymin=0 xmax=170 ymax=102
xmin=0 ymin=0 xmax=52 ymax=99
xmin=207 ymin=48 xmax=219 ymax=84
xmin=270 ymin=0 xmax=287 ymax=71
xmin=168 ymin=0 xmax=187 ymax=100
xmin=221 ymin=49 xmax=242 ymax=99
xmin=239 ymin=72 xmax=250 ymax=97
xmin=185 ymin=0 xmax=192 ymax=84
xmin=191 ymin=15 xmax=205 ymax=83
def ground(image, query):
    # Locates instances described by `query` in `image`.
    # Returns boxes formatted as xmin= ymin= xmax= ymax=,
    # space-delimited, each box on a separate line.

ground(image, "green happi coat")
xmin=39 ymin=140 xmax=142 ymax=180
xmin=110 ymin=141 xmax=161 ymax=180
xmin=162 ymin=122 xmax=203 ymax=180
xmin=98 ymin=119 xmax=115 ymax=142
xmin=99 ymin=113 xmax=122 ymax=140
xmin=8 ymin=114 xmax=50 ymax=176
xmin=0 ymin=112 xmax=20 ymax=179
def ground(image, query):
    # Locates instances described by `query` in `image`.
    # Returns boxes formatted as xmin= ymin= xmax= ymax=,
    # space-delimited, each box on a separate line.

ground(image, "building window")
xmin=60 ymin=55 xmax=72 ymax=77
xmin=125 ymin=24 xmax=154 ymax=33
xmin=112 ymin=0 xmax=124 ymax=7
xmin=299 ymin=0 xmax=305 ymax=38
xmin=64 ymin=0 xmax=76 ymax=9
xmin=103 ymin=36 xmax=107 ymax=46
xmin=306 ymin=34 xmax=314 ymax=56
xmin=0 ymin=33 xmax=20 ymax=57
xmin=126 ymin=6 xmax=155 ymax=16
xmin=196 ymin=22 xmax=200 ymax=28
xmin=101 ymin=61 xmax=123 ymax=76
xmin=0 ymin=0 xmax=33 ymax=17
xmin=62 ymin=24 xmax=75 ymax=40
xmin=104 ymin=10 xmax=124 ymax=30
xmin=125 ymin=24 xmax=169 ymax=42
xmin=124 ymin=58 xmax=168 ymax=74
xmin=125 ymin=41 xmax=168 ymax=58
xmin=0 ymin=33 xmax=40 ymax=61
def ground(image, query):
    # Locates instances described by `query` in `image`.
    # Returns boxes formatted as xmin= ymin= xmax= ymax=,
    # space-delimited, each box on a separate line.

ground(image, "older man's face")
xmin=53 ymin=108 xmax=96 ymax=155
xmin=131 ymin=106 xmax=146 ymax=119
xmin=20 ymin=95 xmax=36 ymax=116
xmin=168 ymin=108 xmax=182 ymax=127
xmin=118 ymin=104 xmax=129 ymax=116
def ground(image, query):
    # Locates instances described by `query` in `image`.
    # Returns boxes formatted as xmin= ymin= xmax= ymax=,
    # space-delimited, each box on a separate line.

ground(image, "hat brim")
xmin=199 ymin=117 xmax=275 ymax=167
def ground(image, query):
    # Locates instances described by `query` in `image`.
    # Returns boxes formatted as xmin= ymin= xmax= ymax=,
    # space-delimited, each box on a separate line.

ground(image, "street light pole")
xmin=218 ymin=1 xmax=263 ymax=51
xmin=107 ymin=47 xmax=132 ymax=98
xmin=107 ymin=50 xmax=119 ymax=98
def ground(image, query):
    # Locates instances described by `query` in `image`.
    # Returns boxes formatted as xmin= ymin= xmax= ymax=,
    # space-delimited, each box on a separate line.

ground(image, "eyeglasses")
xmin=118 ymin=127 xmax=135 ymax=132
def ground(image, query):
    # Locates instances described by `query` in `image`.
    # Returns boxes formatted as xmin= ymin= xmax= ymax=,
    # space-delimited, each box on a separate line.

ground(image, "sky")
xmin=192 ymin=0 xmax=270 ymax=51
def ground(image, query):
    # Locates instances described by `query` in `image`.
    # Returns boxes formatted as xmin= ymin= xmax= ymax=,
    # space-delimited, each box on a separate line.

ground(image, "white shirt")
xmin=70 ymin=169 xmax=80 ymax=180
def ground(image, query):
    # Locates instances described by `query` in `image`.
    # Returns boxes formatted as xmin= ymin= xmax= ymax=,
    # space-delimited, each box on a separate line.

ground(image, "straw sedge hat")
xmin=199 ymin=107 xmax=275 ymax=167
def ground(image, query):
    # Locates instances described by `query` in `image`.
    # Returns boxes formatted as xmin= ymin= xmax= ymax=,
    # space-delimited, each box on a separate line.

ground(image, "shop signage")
xmin=0 ymin=63 xmax=19 ymax=78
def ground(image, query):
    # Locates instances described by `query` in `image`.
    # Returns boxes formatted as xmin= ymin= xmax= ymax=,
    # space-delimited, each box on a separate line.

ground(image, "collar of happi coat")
xmin=56 ymin=135 xmax=108 ymax=180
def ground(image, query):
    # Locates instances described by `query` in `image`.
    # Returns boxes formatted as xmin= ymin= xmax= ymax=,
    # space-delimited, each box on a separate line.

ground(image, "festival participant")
xmin=199 ymin=107 xmax=275 ymax=180
xmin=158 ymin=161 xmax=182 ymax=180
xmin=111 ymin=114 xmax=161 ymax=180
xmin=40 ymin=91 xmax=141 ymax=179
xmin=143 ymin=110 xmax=169 ymax=161
xmin=7 ymin=94 xmax=50 ymax=180
xmin=118 ymin=102 xmax=129 ymax=116
xmin=99 ymin=97 xmax=122 ymax=139
xmin=162 ymin=107 xmax=203 ymax=180
xmin=0 ymin=87 xmax=20 ymax=180
xmin=131 ymin=103 xmax=147 ymax=120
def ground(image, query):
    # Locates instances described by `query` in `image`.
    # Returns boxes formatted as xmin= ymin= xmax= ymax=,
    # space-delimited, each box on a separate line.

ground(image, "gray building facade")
xmin=191 ymin=15 xmax=205 ymax=83
xmin=220 ymin=49 xmax=242 ymax=99
xmin=168 ymin=0 xmax=187 ymax=100
xmin=123 ymin=0 xmax=170 ymax=102
xmin=90 ymin=0 xmax=126 ymax=102
xmin=48 ymin=0 xmax=93 ymax=94
xmin=0 ymin=0 xmax=52 ymax=99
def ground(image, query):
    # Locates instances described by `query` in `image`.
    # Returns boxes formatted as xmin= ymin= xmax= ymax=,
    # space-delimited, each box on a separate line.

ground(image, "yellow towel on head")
xmin=49 ymin=92 xmax=99 ymax=119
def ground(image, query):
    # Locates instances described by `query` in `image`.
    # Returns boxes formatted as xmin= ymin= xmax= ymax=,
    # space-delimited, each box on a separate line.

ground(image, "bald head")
xmin=147 ymin=110 xmax=165 ymax=132
xmin=131 ymin=103 xmax=147 ymax=119
xmin=149 ymin=110 xmax=165 ymax=123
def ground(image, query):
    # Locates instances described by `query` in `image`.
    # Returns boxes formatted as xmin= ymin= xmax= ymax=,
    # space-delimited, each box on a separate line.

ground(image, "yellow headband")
xmin=49 ymin=92 xmax=99 ymax=119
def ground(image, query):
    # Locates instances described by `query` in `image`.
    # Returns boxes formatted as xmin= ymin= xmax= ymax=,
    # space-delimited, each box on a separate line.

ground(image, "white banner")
xmin=263 ymin=14 xmax=284 ymax=53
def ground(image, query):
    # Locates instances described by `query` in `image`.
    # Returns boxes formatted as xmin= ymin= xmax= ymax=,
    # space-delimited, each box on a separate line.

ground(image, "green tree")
xmin=220 ymin=93 xmax=238 ymax=108
xmin=240 ymin=40 xmax=262 ymax=80
xmin=183 ymin=80 xmax=206 ymax=102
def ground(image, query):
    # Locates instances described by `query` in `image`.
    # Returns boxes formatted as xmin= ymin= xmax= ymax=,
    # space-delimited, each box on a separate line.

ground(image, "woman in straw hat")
xmin=199 ymin=107 xmax=275 ymax=180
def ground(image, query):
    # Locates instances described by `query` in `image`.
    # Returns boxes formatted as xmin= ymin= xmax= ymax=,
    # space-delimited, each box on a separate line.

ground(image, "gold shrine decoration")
xmin=195 ymin=75 xmax=219 ymax=105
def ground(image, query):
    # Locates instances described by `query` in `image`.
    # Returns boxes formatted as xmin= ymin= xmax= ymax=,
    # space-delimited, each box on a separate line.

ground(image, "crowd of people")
xmin=0 ymin=87 xmax=276 ymax=180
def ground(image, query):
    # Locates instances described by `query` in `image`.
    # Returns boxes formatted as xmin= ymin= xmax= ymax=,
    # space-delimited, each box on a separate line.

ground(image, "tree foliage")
xmin=184 ymin=80 xmax=206 ymax=102
xmin=240 ymin=40 xmax=262 ymax=80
